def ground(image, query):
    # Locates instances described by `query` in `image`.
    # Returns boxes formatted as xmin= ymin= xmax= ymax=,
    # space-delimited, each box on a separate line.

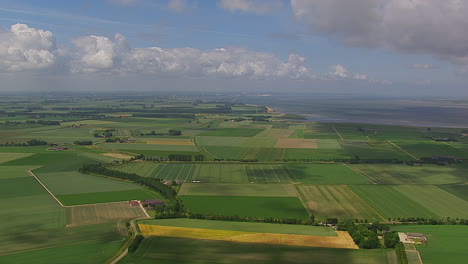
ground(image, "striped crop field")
xmin=296 ymin=185 xmax=384 ymax=221
xmin=139 ymin=224 xmax=358 ymax=249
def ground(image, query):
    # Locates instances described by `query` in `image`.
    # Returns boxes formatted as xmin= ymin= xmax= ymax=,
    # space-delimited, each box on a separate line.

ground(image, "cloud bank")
xmin=218 ymin=0 xmax=283 ymax=15
xmin=291 ymin=0 xmax=468 ymax=66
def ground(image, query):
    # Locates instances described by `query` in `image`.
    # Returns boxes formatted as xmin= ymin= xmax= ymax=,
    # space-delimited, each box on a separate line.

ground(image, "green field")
xmin=438 ymin=184 xmax=468 ymax=201
xmin=0 ymin=222 xmax=125 ymax=264
xmin=140 ymin=218 xmax=337 ymax=236
xmin=179 ymin=183 xmax=296 ymax=197
xmin=121 ymin=236 xmax=389 ymax=264
xmin=349 ymin=185 xmax=468 ymax=219
xmin=285 ymin=164 xmax=370 ymax=184
xmin=181 ymin=195 xmax=310 ymax=219
xmin=201 ymin=128 xmax=265 ymax=137
xmin=393 ymin=225 xmax=468 ymax=264
xmin=350 ymin=164 xmax=467 ymax=184
xmin=99 ymin=143 xmax=198 ymax=152
xmin=296 ymin=185 xmax=384 ymax=221
xmin=394 ymin=141 xmax=468 ymax=159
xmin=36 ymin=171 xmax=143 ymax=195
xmin=110 ymin=162 xmax=160 ymax=177
xmin=0 ymin=166 xmax=40 ymax=179
xmin=0 ymin=153 xmax=34 ymax=164
xmin=57 ymin=189 xmax=158 ymax=206
xmin=197 ymin=136 xmax=277 ymax=147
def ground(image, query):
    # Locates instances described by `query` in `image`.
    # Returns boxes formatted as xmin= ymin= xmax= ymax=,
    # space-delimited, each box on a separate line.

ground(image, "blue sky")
xmin=0 ymin=0 xmax=466 ymax=95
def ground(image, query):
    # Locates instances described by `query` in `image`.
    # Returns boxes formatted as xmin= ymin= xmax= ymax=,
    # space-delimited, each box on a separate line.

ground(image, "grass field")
xmin=139 ymin=224 xmax=357 ymax=249
xmin=349 ymin=185 xmax=439 ymax=219
xmin=197 ymin=136 xmax=277 ymax=148
xmin=0 ymin=222 xmax=125 ymax=264
xmin=201 ymin=128 xmax=264 ymax=137
xmin=0 ymin=153 xmax=34 ymax=164
xmin=178 ymin=183 xmax=297 ymax=197
xmin=350 ymin=164 xmax=467 ymax=185
xmin=111 ymin=162 xmax=160 ymax=177
xmin=36 ymin=171 xmax=143 ymax=195
xmin=121 ymin=236 xmax=388 ymax=264
xmin=394 ymin=141 xmax=468 ymax=159
xmin=181 ymin=195 xmax=310 ymax=219
xmin=0 ymin=166 xmax=41 ymax=179
xmin=152 ymin=163 xmax=197 ymax=181
xmin=99 ymin=143 xmax=198 ymax=152
xmin=393 ymin=225 xmax=468 ymax=264
xmin=285 ymin=164 xmax=371 ymax=184
xmin=296 ymin=185 xmax=384 ymax=221
xmin=57 ymin=189 xmax=158 ymax=206
xmin=139 ymin=218 xmax=337 ymax=236
xmin=66 ymin=201 xmax=147 ymax=226
xmin=438 ymin=184 xmax=468 ymax=201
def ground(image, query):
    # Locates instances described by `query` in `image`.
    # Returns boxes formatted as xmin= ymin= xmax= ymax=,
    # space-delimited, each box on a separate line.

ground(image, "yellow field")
xmin=276 ymin=138 xmax=317 ymax=148
xmin=145 ymin=140 xmax=194 ymax=146
xmin=139 ymin=225 xmax=358 ymax=249
xmin=101 ymin=153 xmax=133 ymax=159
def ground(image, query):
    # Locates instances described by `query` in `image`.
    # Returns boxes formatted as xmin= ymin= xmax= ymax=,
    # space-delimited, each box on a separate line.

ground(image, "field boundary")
xmin=28 ymin=170 xmax=65 ymax=207
xmin=387 ymin=141 xmax=418 ymax=160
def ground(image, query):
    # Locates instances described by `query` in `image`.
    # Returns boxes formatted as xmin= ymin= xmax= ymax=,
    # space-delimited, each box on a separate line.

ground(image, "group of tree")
xmin=337 ymin=219 xmax=380 ymax=249
xmin=128 ymin=235 xmax=144 ymax=253
xmin=390 ymin=216 xmax=468 ymax=225
xmin=144 ymin=130 xmax=182 ymax=136
xmin=213 ymin=158 xmax=258 ymax=162
xmin=74 ymin=140 xmax=93 ymax=145
xmin=79 ymin=163 xmax=184 ymax=217
xmin=167 ymin=154 xmax=204 ymax=161
xmin=188 ymin=213 xmax=315 ymax=226
xmin=395 ymin=242 xmax=408 ymax=264
xmin=0 ymin=139 xmax=48 ymax=147
xmin=94 ymin=129 xmax=114 ymax=138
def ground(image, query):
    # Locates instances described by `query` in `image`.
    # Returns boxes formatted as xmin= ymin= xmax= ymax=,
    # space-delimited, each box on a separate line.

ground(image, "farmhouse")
xmin=143 ymin=199 xmax=165 ymax=207
xmin=398 ymin=232 xmax=427 ymax=244
xmin=129 ymin=200 xmax=140 ymax=206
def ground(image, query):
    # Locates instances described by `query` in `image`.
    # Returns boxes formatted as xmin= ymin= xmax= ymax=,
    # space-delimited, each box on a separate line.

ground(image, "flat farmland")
xmin=201 ymin=128 xmax=264 ymax=137
xmin=111 ymin=162 xmax=160 ymax=177
xmin=178 ymin=183 xmax=297 ymax=197
xmin=245 ymin=164 xmax=290 ymax=183
xmin=191 ymin=164 xmax=247 ymax=183
xmin=394 ymin=141 xmax=468 ymax=159
xmin=140 ymin=218 xmax=337 ymax=236
xmin=36 ymin=171 xmax=143 ymax=195
xmin=66 ymin=201 xmax=147 ymax=226
xmin=78 ymin=152 xmax=118 ymax=163
xmin=57 ymin=189 xmax=158 ymax=206
xmin=138 ymin=224 xmax=357 ymax=249
xmin=181 ymin=196 xmax=310 ymax=219
xmin=393 ymin=225 xmax=468 ymax=264
xmin=255 ymin=129 xmax=294 ymax=138
xmin=153 ymin=164 xmax=196 ymax=181
xmin=0 ymin=222 xmax=125 ymax=264
xmin=121 ymin=237 xmax=388 ymax=264
xmin=349 ymin=185 xmax=438 ymax=219
xmin=284 ymin=148 xmax=349 ymax=160
xmin=99 ymin=143 xmax=198 ymax=152
xmin=285 ymin=164 xmax=371 ymax=184
xmin=438 ymin=184 xmax=468 ymax=201
xmin=350 ymin=164 xmax=467 ymax=184
xmin=0 ymin=166 xmax=41 ymax=179
xmin=345 ymin=141 xmax=415 ymax=160
xmin=296 ymin=185 xmax=384 ymax=221
xmin=395 ymin=185 xmax=468 ymax=219
xmin=276 ymin=138 xmax=317 ymax=148
xmin=196 ymin=136 xmax=277 ymax=148
xmin=0 ymin=153 xmax=33 ymax=164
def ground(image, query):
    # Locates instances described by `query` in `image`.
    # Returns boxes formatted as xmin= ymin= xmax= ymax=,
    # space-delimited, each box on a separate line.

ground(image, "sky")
xmin=0 ymin=0 xmax=467 ymax=96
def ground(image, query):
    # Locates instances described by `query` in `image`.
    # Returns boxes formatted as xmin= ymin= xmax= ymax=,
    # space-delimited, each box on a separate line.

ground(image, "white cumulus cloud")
xmin=0 ymin=24 xmax=60 ymax=71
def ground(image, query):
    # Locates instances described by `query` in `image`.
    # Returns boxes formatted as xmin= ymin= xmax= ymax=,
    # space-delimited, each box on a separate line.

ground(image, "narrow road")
xmin=387 ymin=141 xmax=418 ymax=160
xmin=28 ymin=170 xmax=65 ymax=207
xmin=332 ymin=126 xmax=344 ymax=140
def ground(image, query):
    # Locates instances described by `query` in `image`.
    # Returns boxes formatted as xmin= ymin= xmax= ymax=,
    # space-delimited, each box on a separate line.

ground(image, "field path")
xmin=28 ymin=170 xmax=65 ymax=207
xmin=387 ymin=141 xmax=418 ymax=160
xmin=332 ymin=126 xmax=344 ymax=140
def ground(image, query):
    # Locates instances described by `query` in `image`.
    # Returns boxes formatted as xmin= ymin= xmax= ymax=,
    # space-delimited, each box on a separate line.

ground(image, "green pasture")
xmin=0 ymin=166 xmax=40 ymax=179
xmin=111 ymin=162 xmax=160 ymax=177
xmin=296 ymin=185 xmax=383 ymax=221
xmin=4 ymin=153 xmax=96 ymax=173
xmin=0 ymin=222 xmax=124 ymax=264
xmin=196 ymin=136 xmax=277 ymax=148
xmin=0 ymin=177 xmax=49 ymax=199
xmin=0 ymin=153 xmax=34 ymax=164
xmin=181 ymin=195 xmax=310 ymax=220
xmin=191 ymin=164 xmax=247 ymax=183
xmin=439 ymin=184 xmax=468 ymax=201
xmin=15 ymin=127 xmax=93 ymax=143
xmin=394 ymin=141 xmax=468 ymax=159
xmin=344 ymin=141 xmax=415 ymax=160
xmin=350 ymin=164 xmax=467 ymax=184
xmin=0 ymin=194 xmax=65 ymax=236
xmin=393 ymin=225 xmax=468 ymax=264
xmin=99 ymin=143 xmax=198 ymax=152
xmin=178 ymin=183 xmax=296 ymax=197
xmin=350 ymin=185 xmax=437 ymax=219
xmin=57 ymin=189 xmax=158 ymax=206
xmin=140 ymin=218 xmax=337 ymax=236
xmin=283 ymin=148 xmax=349 ymax=161
xmin=78 ymin=152 xmax=118 ymax=163
xmin=121 ymin=236 xmax=389 ymax=264
xmin=36 ymin=171 xmax=142 ymax=195
xmin=201 ymin=128 xmax=264 ymax=137
xmin=285 ymin=164 xmax=370 ymax=184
